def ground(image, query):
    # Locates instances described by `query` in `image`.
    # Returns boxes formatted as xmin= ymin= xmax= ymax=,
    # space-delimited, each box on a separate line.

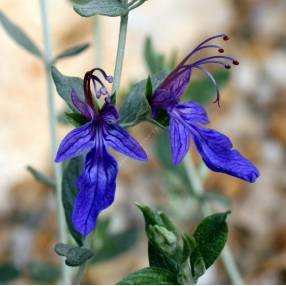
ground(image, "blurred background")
xmin=1 ymin=0 xmax=286 ymax=284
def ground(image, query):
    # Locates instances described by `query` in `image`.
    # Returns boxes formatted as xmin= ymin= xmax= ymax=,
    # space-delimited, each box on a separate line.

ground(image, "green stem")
xmin=73 ymin=235 xmax=93 ymax=284
xmin=39 ymin=0 xmax=69 ymax=284
xmin=182 ymin=155 xmax=244 ymax=285
xmin=111 ymin=0 xmax=129 ymax=96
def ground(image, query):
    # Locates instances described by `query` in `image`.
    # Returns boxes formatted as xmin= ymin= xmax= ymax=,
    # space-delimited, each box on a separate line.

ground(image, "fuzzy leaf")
xmin=51 ymin=66 xmax=84 ymax=112
xmin=62 ymin=157 xmax=84 ymax=245
xmin=119 ymin=71 xmax=168 ymax=127
xmin=117 ymin=267 xmax=178 ymax=285
xmin=73 ymin=0 xmax=128 ymax=17
xmin=65 ymin=247 xmax=94 ymax=267
xmin=0 ymin=11 xmax=42 ymax=59
xmin=53 ymin=43 xmax=90 ymax=63
xmin=54 ymin=243 xmax=71 ymax=257
xmin=55 ymin=243 xmax=94 ymax=267
xmin=190 ymin=211 xmax=229 ymax=281
xmin=26 ymin=166 xmax=55 ymax=189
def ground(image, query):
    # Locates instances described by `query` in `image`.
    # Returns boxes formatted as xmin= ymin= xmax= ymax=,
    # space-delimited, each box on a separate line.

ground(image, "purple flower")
xmin=55 ymin=68 xmax=147 ymax=236
xmin=151 ymin=34 xmax=259 ymax=183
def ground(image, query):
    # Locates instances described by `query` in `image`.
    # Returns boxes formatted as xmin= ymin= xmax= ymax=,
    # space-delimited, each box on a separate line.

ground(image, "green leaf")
xmin=190 ymin=212 xmax=230 ymax=274
xmin=91 ymin=227 xmax=139 ymax=264
xmin=145 ymin=76 xmax=153 ymax=102
xmin=26 ymin=166 xmax=55 ymax=189
xmin=0 ymin=11 xmax=42 ymax=59
xmin=184 ymin=70 xmax=230 ymax=105
xmin=0 ymin=263 xmax=20 ymax=283
xmin=51 ymin=66 xmax=84 ymax=112
xmin=148 ymin=243 xmax=175 ymax=272
xmin=65 ymin=112 xmax=89 ymax=127
xmin=119 ymin=71 xmax=168 ymax=127
xmin=73 ymin=0 xmax=128 ymax=17
xmin=27 ymin=262 xmax=60 ymax=284
xmin=53 ymin=43 xmax=90 ymax=63
xmin=62 ymin=157 xmax=84 ymax=245
xmin=117 ymin=267 xmax=178 ymax=285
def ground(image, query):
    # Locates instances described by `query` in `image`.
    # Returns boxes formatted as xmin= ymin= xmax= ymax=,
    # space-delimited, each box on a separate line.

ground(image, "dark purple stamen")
xmin=158 ymin=34 xmax=238 ymax=106
xmin=83 ymin=68 xmax=113 ymax=105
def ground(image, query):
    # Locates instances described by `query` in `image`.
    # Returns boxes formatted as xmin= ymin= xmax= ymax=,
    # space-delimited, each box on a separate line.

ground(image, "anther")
xmin=224 ymin=64 xmax=231 ymax=69
xmin=100 ymin=87 xmax=108 ymax=95
xmin=218 ymin=48 xmax=224 ymax=53
xmin=106 ymin=76 xmax=113 ymax=83
xmin=232 ymin=60 xmax=239 ymax=65
xmin=96 ymin=91 xmax=101 ymax=99
xmin=223 ymin=35 xmax=229 ymax=41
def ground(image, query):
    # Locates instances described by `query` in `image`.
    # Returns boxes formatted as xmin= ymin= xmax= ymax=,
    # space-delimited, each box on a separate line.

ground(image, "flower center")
xmin=83 ymin=68 xmax=113 ymax=109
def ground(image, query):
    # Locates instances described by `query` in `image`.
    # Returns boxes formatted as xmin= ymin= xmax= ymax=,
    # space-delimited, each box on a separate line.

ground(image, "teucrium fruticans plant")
xmin=0 ymin=0 xmax=260 ymax=284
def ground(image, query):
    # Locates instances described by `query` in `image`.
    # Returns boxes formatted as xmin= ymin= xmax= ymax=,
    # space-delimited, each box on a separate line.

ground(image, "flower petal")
xmin=169 ymin=115 xmax=191 ymax=165
xmin=105 ymin=124 xmax=148 ymax=161
xmin=71 ymin=89 xmax=94 ymax=119
xmin=172 ymin=101 xmax=209 ymax=125
xmin=100 ymin=101 xmax=119 ymax=123
xmin=165 ymin=68 xmax=192 ymax=98
xmin=152 ymin=89 xmax=179 ymax=108
xmin=72 ymin=146 xmax=118 ymax=236
xmin=191 ymin=125 xmax=260 ymax=182
xmin=55 ymin=121 xmax=94 ymax=162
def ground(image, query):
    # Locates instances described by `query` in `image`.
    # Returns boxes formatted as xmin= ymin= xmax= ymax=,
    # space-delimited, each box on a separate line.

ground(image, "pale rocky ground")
xmin=1 ymin=0 xmax=286 ymax=284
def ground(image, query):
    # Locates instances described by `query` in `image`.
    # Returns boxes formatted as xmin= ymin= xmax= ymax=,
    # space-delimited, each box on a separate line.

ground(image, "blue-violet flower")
xmin=55 ymin=68 xmax=147 ymax=236
xmin=150 ymin=34 xmax=259 ymax=182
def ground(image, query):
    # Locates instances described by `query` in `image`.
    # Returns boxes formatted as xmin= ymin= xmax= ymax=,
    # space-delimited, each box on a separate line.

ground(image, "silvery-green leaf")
xmin=51 ymin=66 xmax=84 ymax=112
xmin=0 ymin=11 xmax=42 ymax=59
xmin=119 ymin=71 xmax=168 ymax=127
xmin=73 ymin=0 xmax=128 ymax=17
xmin=53 ymin=43 xmax=90 ymax=63
xmin=26 ymin=166 xmax=55 ymax=189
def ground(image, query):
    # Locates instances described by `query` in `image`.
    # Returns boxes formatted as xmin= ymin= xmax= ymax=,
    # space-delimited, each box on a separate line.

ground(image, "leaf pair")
xmin=118 ymin=205 xmax=229 ymax=284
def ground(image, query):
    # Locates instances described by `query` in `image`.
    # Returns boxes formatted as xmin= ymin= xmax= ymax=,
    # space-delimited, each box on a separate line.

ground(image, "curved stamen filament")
xmin=177 ymin=34 xmax=227 ymax=68
xmin=194 ymin=65 xmax=221 ymax=106
xmin=192 ymin=44 xmax=225 ymax=54
xmin=161 ymin=65 xmax=191 ymax=88
xmin=92 ymin=68 xmax=113 ymax=83
xmin=191 ymin=55 xmax=237 ymax=67
xmin=194 ymin=60 xmax=232 ymax=68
